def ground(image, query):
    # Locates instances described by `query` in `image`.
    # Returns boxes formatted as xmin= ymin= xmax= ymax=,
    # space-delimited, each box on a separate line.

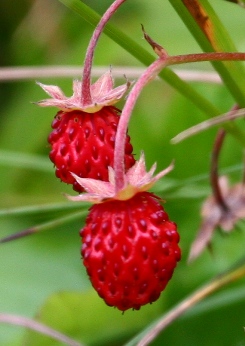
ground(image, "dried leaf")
xmin=189 ymin=176 xmax=245 ymax=261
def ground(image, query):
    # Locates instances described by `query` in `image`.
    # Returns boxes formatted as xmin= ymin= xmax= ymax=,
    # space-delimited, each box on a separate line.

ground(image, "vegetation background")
xmin=1 ymin=0 xmax=245 ymax=345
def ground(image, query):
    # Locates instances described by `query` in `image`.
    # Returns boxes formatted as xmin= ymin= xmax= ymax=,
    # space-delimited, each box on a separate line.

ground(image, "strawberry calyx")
xmin=66 ymin=152 xmax=174 ymax=204
xmin=37 ymin=70 xmax=131 ymax=113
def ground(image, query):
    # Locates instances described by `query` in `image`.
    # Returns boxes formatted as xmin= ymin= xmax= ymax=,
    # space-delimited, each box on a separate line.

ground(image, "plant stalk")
xmin=81 ymin=0 xmax=126 ymax=105
xmin=114 ymin=57 xmax=169 ymax=191
xmin=210 ymin=128 xmax=229 ymax=211
xmin=169 ymin=52 xmax=245 ymax=65
xmin=136 ymin=261 xmax=245 ymax=346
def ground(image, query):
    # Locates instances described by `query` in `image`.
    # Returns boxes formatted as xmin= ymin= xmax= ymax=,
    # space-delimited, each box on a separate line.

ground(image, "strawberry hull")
xmin=80 ymin=191 xmax=181 ymax=311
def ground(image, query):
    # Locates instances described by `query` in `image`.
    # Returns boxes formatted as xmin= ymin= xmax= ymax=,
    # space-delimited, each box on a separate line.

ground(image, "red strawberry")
xmin=68 ymin=153 xmax=180 ymax=310
xmin=48 ymin=106 xmax=135 ymax=192
xmin=80 ymin=191 xmax=181 ymax=311
xmin=37 ymin=71 xmax=135 ymax=192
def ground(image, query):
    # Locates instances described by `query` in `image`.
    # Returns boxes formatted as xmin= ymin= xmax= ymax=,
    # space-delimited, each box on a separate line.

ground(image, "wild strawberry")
xmin=47 ymin=106 xmax=134 ymax=192
xmin=68 ymin=153 xmax=181 ymax=311
xmin=80 ymin=191 xmax=181 ymax=311
xmin=37 ymin=71 xmax=135 ymax=192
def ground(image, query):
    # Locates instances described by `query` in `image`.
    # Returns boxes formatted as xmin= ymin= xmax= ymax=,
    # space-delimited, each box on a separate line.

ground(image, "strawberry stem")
xmin=114 ymin=56 xmax=169 ymax=191
xmin=114 ymin=30 xmax=245 ymax=191
xmin=168 ymin=52 xmax=245 ymax=65
xmin=81 ymin=0 xmax=126 ymax=105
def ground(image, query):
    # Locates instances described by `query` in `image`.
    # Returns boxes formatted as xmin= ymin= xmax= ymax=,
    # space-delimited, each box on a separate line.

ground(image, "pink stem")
xmin=114 ymin=57 xmax=169 ymax=191
xmin=169 ymin=52 xmax=245 ymax=65
xmin=81 ymin=0 xmax=126 ymax=106
xmin=114 ymin=50 xmax=245 ymax=191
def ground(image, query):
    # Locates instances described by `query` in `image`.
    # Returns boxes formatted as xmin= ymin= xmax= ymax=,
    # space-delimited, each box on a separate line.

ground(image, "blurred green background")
xmin=1 ymin=1 xmax=245 ymax=345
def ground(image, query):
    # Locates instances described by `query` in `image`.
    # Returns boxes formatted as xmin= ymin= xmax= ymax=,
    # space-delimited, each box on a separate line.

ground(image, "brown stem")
xmin=240 ymin=149 xmax=245 ymax=195
xmin=210 ymin=128 xmax=229 ymax=211
xmin=210 ymin=105 xmax=240 ymax=210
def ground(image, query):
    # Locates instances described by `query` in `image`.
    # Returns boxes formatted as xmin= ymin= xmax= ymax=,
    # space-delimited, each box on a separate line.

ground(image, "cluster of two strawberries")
xmin=36 ymin=0 xmax=181 ymax=311
xmin=37 ymin=70 xmax=181 ymax=311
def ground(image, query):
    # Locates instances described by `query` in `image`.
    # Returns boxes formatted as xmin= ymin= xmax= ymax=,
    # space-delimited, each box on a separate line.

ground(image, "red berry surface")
xmin=80 ymin=191 xmax=181 ymax=311
xmin=48 ymin=106 xmax=135 ymax=192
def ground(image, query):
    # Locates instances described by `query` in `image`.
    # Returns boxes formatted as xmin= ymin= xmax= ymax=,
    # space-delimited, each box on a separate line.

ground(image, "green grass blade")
xmin=169 ymin=0 xmax=245 ymax=106
xmin=0 ymin=201 xmax=88 ymax=217
xmin=0 ymin=150 xmax=52 ymax=172
xmin=0 ymin=210 xmax=86 ymax=243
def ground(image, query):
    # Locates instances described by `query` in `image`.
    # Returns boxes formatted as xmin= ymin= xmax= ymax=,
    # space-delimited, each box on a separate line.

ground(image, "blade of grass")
xmin=0 ymin=201 xmax=89 ymax=217
xmin=0 ymin=210 xmax=86 ymax=243
xmin=171 ymin=107 xmax=245 ymax=143
xmin=58 ymin=0 xmax=220 ymax=117
xmin=169 ymin=0 xmax=245 ymax=106
xmin=0 ymin=150 xmax=52 ymax=172
xmin=125 ymin=258 xmax=245 ymax=346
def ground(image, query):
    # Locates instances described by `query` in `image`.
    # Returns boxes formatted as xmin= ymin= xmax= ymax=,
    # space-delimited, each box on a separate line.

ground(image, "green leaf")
xmin=23 ymin=290 xmax=162 ymax=346
xmin=169 ymin=0 xmax=245 ymax=106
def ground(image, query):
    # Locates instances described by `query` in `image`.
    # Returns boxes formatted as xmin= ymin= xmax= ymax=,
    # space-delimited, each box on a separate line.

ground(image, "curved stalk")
xmin=114 ymin=57 xmax=169 ymax=191
xmin=210 ymin=128 xmax=229 ymax=211
xmin=81 ymin=0 xmax=126 ymax=105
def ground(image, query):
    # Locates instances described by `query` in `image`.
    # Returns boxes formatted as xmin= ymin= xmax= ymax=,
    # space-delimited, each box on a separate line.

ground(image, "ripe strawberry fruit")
xmin=48 ymin=106 xmax=135 ymax=192
xmin=80 ymin=191 xmax=181 ymax=311
xmin=37 ymin=72 xmax=135 ymax=193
